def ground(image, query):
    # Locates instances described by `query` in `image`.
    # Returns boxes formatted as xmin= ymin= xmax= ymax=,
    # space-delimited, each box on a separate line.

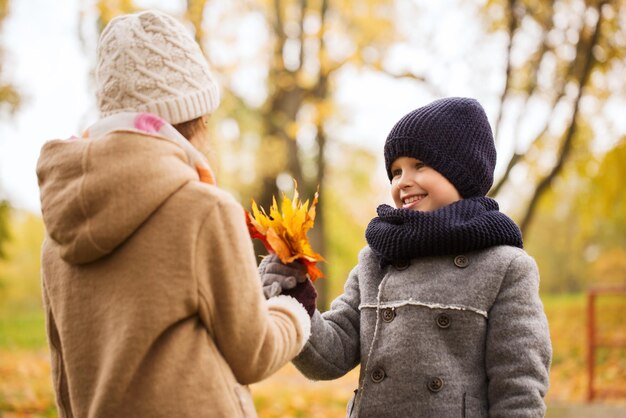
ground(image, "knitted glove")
xmin=258 ymin=254 xmax=308 ymax=299
xmin=283 ymin=279 xmax=318 ymax=317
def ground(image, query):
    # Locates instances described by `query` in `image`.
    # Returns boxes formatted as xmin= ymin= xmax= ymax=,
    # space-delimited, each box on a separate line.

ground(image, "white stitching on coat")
xmin=359 ymin=300 xmax=488 ymax=319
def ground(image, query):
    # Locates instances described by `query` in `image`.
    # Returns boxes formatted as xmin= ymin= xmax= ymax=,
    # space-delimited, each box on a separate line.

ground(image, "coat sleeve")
xmin=195 ymin=194 xmax=311 ymax=385
xmin=292 ymin=265 xmax=361 ymax=380
xmin=485 ymin=252 xmax=552 ymax=417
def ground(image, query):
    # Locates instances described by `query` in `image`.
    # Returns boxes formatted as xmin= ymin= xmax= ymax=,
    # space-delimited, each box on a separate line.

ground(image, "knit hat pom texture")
xmin=96 ymin=10 xmax=220 ymax=124
xmin=384 ymin=97 xmax=496 ymax=198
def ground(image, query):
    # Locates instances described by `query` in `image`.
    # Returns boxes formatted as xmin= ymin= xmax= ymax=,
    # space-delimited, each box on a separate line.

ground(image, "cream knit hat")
xmin=96 ymin=10 xmax=220 ymax=124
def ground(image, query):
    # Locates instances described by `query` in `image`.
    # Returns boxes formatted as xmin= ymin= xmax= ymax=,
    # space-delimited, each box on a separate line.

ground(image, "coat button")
xmin=436 ymin=313 xmax=451 ymax=329
xmin=382 ymin=308 xmax=396 ymax=322
xmin=393 ymin=260 xmax=410 ymax=270
xmin=454 ymin=255 xmax=469 ymax=268
xmin=427 ymin=377 xmax=444 ymax=392
xmin=371 ymin=367 xmax=386 ymax=383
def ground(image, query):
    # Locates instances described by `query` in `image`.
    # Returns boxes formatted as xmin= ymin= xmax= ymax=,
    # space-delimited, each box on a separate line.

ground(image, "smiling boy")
xmin=261 ymin=97 xmax=552 ymax=417
xmin=390 ymin=156 xmax=461 ymax=212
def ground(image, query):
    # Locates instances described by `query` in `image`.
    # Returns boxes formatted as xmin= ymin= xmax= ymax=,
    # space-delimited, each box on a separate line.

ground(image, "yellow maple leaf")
xmin=245 ymin=181 xmax=325 ymax=281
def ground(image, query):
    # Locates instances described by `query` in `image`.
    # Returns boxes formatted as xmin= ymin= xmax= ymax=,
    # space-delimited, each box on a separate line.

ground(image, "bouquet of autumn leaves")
xmin=245 ymin=182 xmax=324 ymax=282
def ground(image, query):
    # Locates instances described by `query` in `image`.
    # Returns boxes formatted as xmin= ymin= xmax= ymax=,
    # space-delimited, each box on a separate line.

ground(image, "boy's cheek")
xmin=391 ymin=194 xmax=402 ymax=209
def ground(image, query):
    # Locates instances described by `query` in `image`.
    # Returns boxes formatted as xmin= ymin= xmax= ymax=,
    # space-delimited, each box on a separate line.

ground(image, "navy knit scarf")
xmin=365 ymin=197 xmax=523 ymax=265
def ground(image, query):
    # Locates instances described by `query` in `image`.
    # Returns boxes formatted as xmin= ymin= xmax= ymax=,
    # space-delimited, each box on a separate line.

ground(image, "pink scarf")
xmin=81 ymin=112 xmax=216 ymax=185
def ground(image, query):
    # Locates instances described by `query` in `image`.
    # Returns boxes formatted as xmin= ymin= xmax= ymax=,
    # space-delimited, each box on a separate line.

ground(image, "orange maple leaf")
xmin=245 ymin=181 xmax=325 ymax=281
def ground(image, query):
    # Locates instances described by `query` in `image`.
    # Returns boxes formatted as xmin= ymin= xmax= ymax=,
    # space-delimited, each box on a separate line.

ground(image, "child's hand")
xmin=282 ymin=279 xmax=317 ymax=317
xmin=258 ymin=254 xmax=308 ymax=299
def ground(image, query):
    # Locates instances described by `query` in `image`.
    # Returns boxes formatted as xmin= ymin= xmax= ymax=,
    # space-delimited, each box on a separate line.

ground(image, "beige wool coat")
xmin=37 ymin=131 xmax=310 ymax=418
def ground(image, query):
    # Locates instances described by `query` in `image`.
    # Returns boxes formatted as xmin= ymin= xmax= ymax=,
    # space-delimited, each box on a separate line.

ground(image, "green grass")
xmin=542 ymin=291 xmax=585 ymax=308
xmin=0 ymin=303 xmax=47 ymax=350
xmin=1 ymin=292 xmax=625 ymax=416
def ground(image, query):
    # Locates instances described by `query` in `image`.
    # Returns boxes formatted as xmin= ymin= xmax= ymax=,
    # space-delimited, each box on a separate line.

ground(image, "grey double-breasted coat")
xmin=293 ymin=245 xmax=551 ymax=417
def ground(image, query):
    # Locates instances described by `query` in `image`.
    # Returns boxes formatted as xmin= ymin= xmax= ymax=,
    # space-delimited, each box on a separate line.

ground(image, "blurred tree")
xmin=186 ymin=0 xmax=432 ymax=307
xmin=0 ymin=0 xmax=17 ymax=261
xmin=526 ymin=135 xmax=626 ymax=292
xmin=591 ymin=248 xmax=626 ymax=286
xmin=0 ymin=200 xmax=9 ymax=260
xmin=0 ymin=0 xmax=19 ymax=117
xmin=184 ymin=0 xmax=626 ymax=297
xmin=579 ymin=138 xmax=626 ymax=287
xmin=86 ymin=0 xmax=433 ymax=307
xmin=0 ymin=211 xmax=45 ymax=306
xmin=185 ymin=0 xmax=209 ymax=47
xmin=482 ymin=0 xmax=624 ymax=236
xmin=94 ymin=0 xmax=137 ymax=31
xmin=581 ymin=139 xmax=626 ymax=246
xmin=324 ymin=144 xmax=382 ymax=305
xmin=83 ymin=0 xmax=626 ymax=297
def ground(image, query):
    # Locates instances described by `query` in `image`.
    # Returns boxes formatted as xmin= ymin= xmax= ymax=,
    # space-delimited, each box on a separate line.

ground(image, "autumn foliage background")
xmin=1 ymin=0 xmax=626 ymax=416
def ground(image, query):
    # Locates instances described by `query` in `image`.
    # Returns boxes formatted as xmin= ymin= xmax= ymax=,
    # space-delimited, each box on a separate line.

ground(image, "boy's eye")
xmin=392 ymin=169 xmax=402 ymax=177
xmin=415 ymin=162 xmax=426 ymax=170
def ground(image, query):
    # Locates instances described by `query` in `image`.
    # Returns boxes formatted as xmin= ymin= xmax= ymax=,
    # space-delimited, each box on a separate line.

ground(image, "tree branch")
xmin=490 ymin=152 xmax=523 ymax=197
xmin=520 ymin=1 xmax=606 ymax=235
xmin=492 ymin=1 xmax=583 ymax=198
xmin=271 ymin=0 xmax=287 ymax=73
xmin=186 ymin=0 xmax=209 ymax=48
xmin=494 ymin=0 xmax=520 ymax=144
xmin=297 ymin=0 xmax=307 ymax=72
xmin=370 ymin=65 xmax=441 ymax=97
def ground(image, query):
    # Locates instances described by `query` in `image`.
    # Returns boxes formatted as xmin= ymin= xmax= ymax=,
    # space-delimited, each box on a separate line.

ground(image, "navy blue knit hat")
xmin=384 ymin=97 xmax=496 ymax=198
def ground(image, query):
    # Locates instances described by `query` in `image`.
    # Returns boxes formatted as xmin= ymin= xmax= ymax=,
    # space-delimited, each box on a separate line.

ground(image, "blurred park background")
xmin=1 ymin=0 xmax=625 ymax=416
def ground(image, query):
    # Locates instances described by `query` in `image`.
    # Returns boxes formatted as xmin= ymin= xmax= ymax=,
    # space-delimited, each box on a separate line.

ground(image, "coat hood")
xmin=37 ymin=131 xmax=198 ymax=264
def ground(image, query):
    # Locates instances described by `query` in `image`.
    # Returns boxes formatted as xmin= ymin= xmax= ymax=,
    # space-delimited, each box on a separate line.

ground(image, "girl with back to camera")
xmin=37 ymin=10 xmax=310 ymax=418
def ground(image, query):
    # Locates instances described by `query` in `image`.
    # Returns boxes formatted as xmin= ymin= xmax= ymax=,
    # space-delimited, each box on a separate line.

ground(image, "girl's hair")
xmin=173 ymin=116 xmax=208 ymax=141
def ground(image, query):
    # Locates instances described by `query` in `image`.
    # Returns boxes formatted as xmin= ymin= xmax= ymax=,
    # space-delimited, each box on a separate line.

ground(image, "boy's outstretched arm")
xmin=292 ymin=264 xmax=362 ymax=380
xmin=485 ymin=253 xmax=552 ymax=417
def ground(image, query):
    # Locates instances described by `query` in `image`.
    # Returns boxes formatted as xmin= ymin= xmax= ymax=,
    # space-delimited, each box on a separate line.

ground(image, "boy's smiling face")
xmin=390 ymin=157 xmax=461 ymax=212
